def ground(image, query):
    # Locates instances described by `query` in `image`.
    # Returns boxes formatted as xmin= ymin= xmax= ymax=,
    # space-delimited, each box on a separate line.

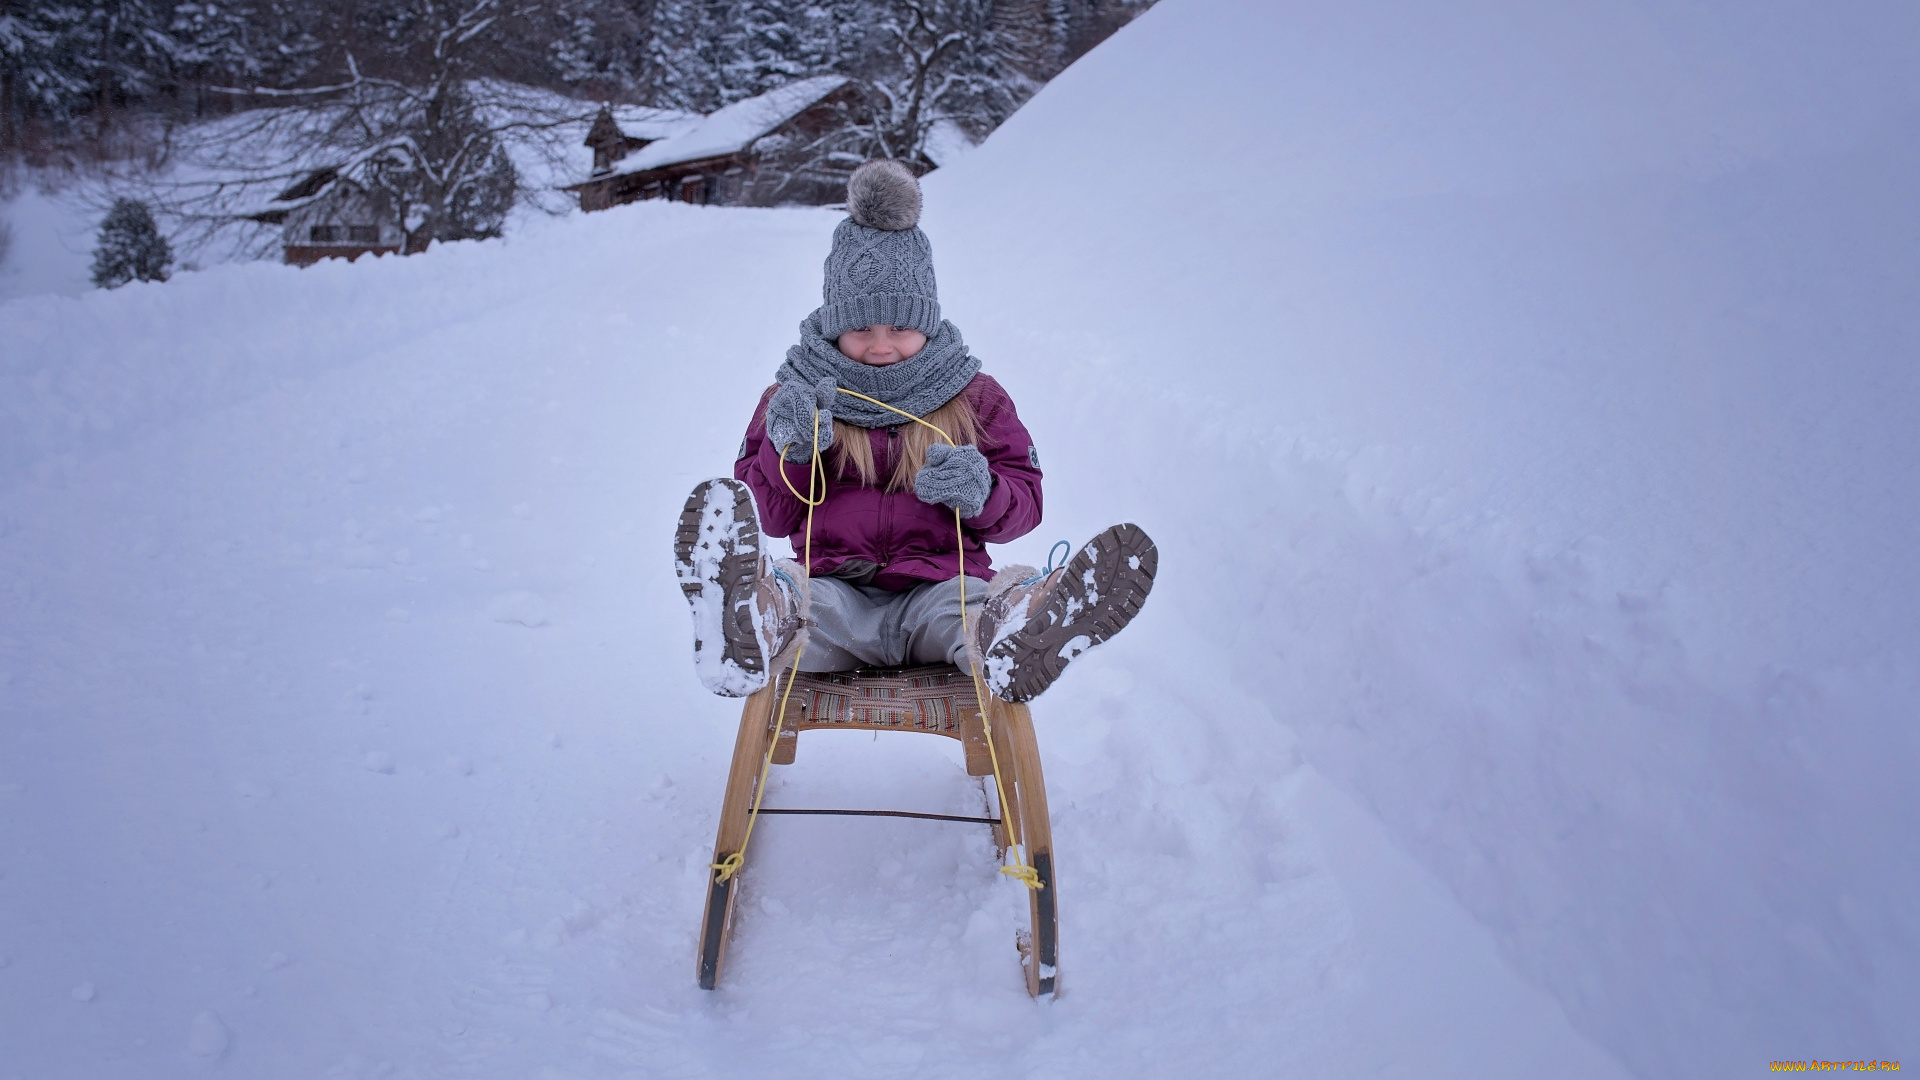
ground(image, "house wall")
xmin=577 ymin=159 xmax=736 ymax=211
xmin=282 ymin=186 xmax=403 ymax=266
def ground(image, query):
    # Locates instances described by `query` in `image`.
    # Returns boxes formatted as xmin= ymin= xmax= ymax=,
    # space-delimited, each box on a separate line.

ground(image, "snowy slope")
xmin=925 ymin=0 xmax=1920 ymax=1072
xmin=3 ymin=1 xmax=1915 ymax=1077
xmin=0 ymin=199 xmax=1624 ymax=1079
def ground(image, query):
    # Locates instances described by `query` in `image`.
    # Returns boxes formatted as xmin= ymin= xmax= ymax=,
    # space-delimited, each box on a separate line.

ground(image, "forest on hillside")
xmin=2 ymin=1 xmax=1150 ymax=263
xmin=1 ymin=0 xmax=1152 ymax=164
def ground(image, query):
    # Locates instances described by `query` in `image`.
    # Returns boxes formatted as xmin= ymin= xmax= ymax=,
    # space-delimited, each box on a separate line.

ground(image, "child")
xmin=674 ymin=160 xmax=1156 ymax=702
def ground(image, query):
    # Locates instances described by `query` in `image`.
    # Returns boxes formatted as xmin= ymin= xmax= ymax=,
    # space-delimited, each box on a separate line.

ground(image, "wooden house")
xmin=581 ymin=103 xmax=704 ymax=176
xmin=566 ymin=76 xmax=866 ymax=211
xmin=247 ymin=169 xmax=404 ymax=266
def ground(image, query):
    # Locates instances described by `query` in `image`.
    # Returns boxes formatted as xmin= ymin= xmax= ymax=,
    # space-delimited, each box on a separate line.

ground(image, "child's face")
xmin=835 ymin=325 xmax=927 ymax=366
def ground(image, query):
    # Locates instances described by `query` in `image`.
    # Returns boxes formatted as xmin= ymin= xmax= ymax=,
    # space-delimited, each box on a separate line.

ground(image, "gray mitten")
xmin=765 ymin=377 xmax=838 ymax=463
xmin=914 ymin=443 xmax=993 ymax=518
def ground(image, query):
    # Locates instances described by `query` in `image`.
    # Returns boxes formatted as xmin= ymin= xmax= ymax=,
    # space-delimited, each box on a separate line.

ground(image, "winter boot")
xmin=674 ymin=478 xmax=807 ymax=697
xmin=974 ymin=523 xmax=1158 ymax=702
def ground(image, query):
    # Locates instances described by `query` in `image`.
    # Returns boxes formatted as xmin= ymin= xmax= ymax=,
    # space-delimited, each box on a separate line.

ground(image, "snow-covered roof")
xmin=607 ymin=105 xmax=703 ymax=144
xmin=245 ymin=167 xmax=345 ymax=223
xmin=610 ymin=76 xmax=851 ymax=176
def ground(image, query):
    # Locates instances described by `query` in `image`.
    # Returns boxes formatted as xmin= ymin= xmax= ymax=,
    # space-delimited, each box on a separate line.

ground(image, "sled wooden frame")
xmin=697 ymin=663 xmax=1059 ymax=997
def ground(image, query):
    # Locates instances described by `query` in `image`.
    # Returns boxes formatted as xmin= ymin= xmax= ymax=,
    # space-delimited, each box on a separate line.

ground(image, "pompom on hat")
xmin=818 ymin=160 xmax=942 ymax=339
xmin=847 ymin=159 xmax=922 ymax=229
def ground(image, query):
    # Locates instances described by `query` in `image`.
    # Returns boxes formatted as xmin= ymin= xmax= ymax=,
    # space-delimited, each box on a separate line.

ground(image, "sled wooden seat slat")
xmin=768 ymin=664 xmax=995 ymax=774
xmin=697 ymin=663 xmax=1058 ymax=997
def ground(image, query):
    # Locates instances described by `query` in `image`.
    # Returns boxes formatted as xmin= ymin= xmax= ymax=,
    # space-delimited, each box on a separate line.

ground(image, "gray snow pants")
xmin=798 ymin=575 xmax=991 ymax=672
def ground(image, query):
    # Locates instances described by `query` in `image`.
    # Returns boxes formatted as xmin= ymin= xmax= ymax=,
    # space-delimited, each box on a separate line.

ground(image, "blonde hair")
xmin=832 ymin=391 xmax=983 ymax=492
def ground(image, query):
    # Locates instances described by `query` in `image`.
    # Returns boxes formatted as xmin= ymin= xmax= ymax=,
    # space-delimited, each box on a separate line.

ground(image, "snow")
xmin=186 ymin=1010 xmax=230 ymax=1058
xmin=471 ymin=79 xmax=701 ymax=199
xmin=0 ymin=186 xmax=97 ymax=301
xmin=1 ymin=1 xmax=1915 ymax=1077
xmin=606 ymin=105 xmax=705 ymax=143
xmin=470 ymin=81 xmax=699 ymax=148
xmin=0 ymin=80 xmax=647 ymax=285
xmin=611 ymin=75 xmax=852 ymax=176
xmin=921 ymin=119 xmax=978 ymax=169
xmin=927 ymin=1 xmax=1920 ymax=1072
xmin=0 ymin=203 xmax=1623 ymax=1080
xmin=485 ymin=590 xmax=551 ymax=628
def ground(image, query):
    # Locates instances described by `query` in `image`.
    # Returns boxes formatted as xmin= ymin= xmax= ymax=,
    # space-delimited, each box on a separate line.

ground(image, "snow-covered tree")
xmin=538 ymin=0 xmax=651 ymax=100
xmin=188 ymin=1 xmax=330 ymax=92
xmin=361 ymin=77 xmax=523 ymax=249
xmin=72 ymin=0 xmax=184 ymax=128
xmin=645 ymin=0 xmax=727 ymax=112
xmin=847 ymin=0 xmax=1039 ymax=164
xmin=0 ymin=0 xmax=197 ymax=145
xmin=6 ymin=0 xmax=1160 ymax=166
xmin=168 ymin=3 xmax=265 ymax=94
xmin=646 ymin=0 xmax=858 ymax=112
xmin=166 ymin=0 xmax=583 ymax=254
xmin=715 ymin=1 xmax=808 ymax=102
xmin=91 ymin=197 xmax=173 ymax=286
xmin=1 ymin=2 xmax=91 ymax=139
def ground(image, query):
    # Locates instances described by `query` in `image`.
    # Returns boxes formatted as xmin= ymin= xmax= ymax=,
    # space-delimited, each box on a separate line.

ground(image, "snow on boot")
xmin=977 ymin=523 xmax=1158 ymax=702
xmin=674 ymin=478 xmax=805 ymax=697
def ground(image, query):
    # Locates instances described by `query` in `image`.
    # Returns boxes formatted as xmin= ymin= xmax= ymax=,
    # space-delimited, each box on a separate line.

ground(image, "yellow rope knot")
xmin=711 ymin=851 xmax=745 ymax=883
xmin=1000 ymin=864 xmax=1044 ymax=890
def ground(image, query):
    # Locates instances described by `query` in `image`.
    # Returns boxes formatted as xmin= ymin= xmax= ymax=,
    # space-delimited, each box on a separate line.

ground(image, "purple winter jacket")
xmin=735 ymin=373 xmax=1044 ymax=591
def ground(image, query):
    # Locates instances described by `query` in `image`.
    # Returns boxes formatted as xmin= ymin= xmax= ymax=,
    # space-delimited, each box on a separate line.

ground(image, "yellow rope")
xmin=713 ymin=391 xmax=1042 ymax=892
xmin=830 ymin=388 xmax=1042 ymax=891
xmin=711 ymin=410 xmax=822 ymax=884
xmin=709 ymin=654 xmax=806 ymax=884
xmin=773 ymin=440 xmax=827 ymax=508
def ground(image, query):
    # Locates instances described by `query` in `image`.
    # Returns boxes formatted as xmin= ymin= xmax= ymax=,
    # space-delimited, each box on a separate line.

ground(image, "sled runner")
xmin=697 ymin=663 xmax=1059 ymax=998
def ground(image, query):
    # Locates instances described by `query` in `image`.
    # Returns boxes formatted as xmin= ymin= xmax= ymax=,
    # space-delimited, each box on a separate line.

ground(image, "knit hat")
xmin=818 ymin=160 xmax=941 ymax=339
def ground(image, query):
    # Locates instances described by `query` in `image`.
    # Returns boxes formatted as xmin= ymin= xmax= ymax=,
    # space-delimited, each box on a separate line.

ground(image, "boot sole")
xmin=673 ymin=478 xmax=769 ymax=696
xmin=985 ymin=523 xmax=1158 ymax=702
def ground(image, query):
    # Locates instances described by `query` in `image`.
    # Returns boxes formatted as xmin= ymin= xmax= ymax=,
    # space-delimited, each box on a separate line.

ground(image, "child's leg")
xmin=980 ymin=523 xmax=1158 ymax=702
xmin=674 ymin=477 xmax=803 ymax=697
xmin=799 ymin=577 xmax=904 ymax=671
xmin=801 ymin=576 xmax=990 ymax=671
xmin=897 ymin=576 xmax=991 ymax=668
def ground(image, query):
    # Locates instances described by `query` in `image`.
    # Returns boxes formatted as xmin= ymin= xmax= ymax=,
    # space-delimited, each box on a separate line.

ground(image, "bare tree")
xmin=147 ymin=0 xmax=595 ymax=259
xmin=742 ymin=82 xmax=877 ymax=205
xmin=855 ymin=0 xmax=1042 ymax=166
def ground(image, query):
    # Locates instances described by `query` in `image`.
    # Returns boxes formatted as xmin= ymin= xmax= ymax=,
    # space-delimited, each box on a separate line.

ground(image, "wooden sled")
xmin=697 ymin=664 xmax=1059 ymax=997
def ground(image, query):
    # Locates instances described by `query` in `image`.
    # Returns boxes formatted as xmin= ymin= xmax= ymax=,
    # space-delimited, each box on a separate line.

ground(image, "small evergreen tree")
xmin=90 ymin=197 xmax=171 ymax=288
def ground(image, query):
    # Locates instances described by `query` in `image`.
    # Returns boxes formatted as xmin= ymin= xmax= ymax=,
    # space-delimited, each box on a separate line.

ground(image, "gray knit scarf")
xmin=776 ymin=309 xmax=980 ymax=428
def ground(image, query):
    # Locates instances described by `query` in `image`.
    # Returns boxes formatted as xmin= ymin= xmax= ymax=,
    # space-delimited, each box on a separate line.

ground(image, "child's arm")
xmin=964 ymin=375 xmax=1044 ymax=543
xmin=733 ymin=385 xmax=812 ymax=539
